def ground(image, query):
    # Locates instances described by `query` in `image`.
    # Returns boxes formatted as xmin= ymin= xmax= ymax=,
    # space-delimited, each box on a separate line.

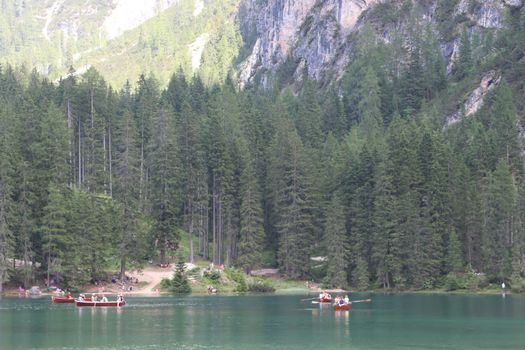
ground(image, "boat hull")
xmin=333 ymin=303 xmax=351 ymax=311
xmin=52 ymin=296 xmax=75 ymax=304
xmin=75 ymin=300 xmax=125 ymax=307
xmin=319 ymin=298 xmax=332 ymax=303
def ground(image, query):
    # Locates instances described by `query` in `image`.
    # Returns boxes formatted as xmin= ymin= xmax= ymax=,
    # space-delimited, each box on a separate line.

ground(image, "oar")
xmin=350 ymin=299 xmax=371 ymax=303
xmin=301 ymin=297 xmax=319 ymax=301
xmin=311 ymin=301 xmax=320 ymax=304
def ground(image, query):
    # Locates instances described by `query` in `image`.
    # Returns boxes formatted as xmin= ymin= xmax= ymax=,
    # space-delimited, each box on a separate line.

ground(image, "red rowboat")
xmin=319 ymin=297 xmax=332 ymax=303
xmin=333 ymin=303 xmax=351 ymax=311
xmin=75 ymin=300 xmax=126 ymax=307
xmin=52 ymin=295 xmax=75 ymax=304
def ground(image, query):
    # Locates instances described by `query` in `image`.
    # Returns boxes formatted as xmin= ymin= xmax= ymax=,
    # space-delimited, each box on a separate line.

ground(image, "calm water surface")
xmin=1 ymin=293 xmax=524 ymax=350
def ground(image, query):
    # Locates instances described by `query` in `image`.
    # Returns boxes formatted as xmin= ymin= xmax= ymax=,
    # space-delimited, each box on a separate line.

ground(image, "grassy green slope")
xmin=76 ymin=0 xmax=242 ymax=88
xmin=0 ymin=0 xmax=242 ymax=88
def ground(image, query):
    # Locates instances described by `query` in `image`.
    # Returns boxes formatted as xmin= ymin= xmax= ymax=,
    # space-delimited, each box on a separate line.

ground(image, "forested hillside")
xmin=0 ymin=0 xmax=241 ymax=87
xmin=0 ymin=2 xmax=525 ymax=293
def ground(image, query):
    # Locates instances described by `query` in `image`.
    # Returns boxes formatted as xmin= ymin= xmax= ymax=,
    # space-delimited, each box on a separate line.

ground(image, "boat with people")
xmin=52 ymin=294 xmax=92 ymax=304
xmin=332 ymin=296 xmax=372 ymax=311
xmin=333 ymin=302 xmax=351 ymax=311
xmin=75 ymin=293 xmax=126 ymax=307
xmin=318 ymin=291 xmax=332 ymax=303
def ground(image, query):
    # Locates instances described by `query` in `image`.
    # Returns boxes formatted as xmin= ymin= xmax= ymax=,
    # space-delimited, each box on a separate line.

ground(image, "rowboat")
xmin=319 ymin=297 xmax=332 ymax=303
xmin=51 ymin=295 xmax=75 ymax=304
xmin=75 ymin=300 xmax=126 ymax=307
xmin=333 ymin=302 xmax=351 ymax=311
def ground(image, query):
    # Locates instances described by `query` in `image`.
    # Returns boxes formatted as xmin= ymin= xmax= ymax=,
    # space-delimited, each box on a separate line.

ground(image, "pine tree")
xmin=41 ymin=183 xmax=68 ymax=287
xmin=371 ymin=160 xmax=399 ymax=289
xmin=455 ymin=31 xmax=473 ymax=81
xmin=357 ymin=66 xmax=382 ymax=140
xmin=295 ymin=79 xmax=323 ymax=147
xmin=0 ymin=110 xmax=15 ymax=293
xmin=446 ymin=229 xmax=463 ymax=273
xmin=324 ymin=194 xmax=349 ymax=289
xmin=113 ymin=104 xmax=143 ymax=280
xmin=237 ymin=158 xmax=265 ymax=273
xmin=134 ymin=74 xmax=160 ymax=211
xmin=483 ymin=81 xmax=521 ymax=172
xmin=270 ymin=122 xmax=314 ymax=278
xmin=170 ymin=256 xmax=191 ymax=294
xmin=483 ymin=160 xmax=515 ymax=279
xmin=176 ymin=94 xmax=205 ymax=264
xmin=399 ymin=45 xmax=425 ymax=116
xmin=149 ymin=102 xmax=179 ymax=265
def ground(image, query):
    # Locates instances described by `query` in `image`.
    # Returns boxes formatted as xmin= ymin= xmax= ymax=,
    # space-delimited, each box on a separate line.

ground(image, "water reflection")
xmin=2 ymin=295 xmax=525 ymax=350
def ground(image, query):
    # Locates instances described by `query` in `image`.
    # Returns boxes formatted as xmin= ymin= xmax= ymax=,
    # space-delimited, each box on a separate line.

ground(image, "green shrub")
xmin=203 ymin=270 xmax=221 ymax=281
xmin=248 ymin=278 xmax=275 ymax=293
xmin=187 ymin=267 xmax=201 ymax=278
xmin=444 ymin=272 xmax=487 ymax=291
xmin=225 ymin=268 xmax=247 ymax=292
xmin=159 ymin=278 xmax=172 ymax=290
xmin=511 ymin=278 xmax=525 ymax=293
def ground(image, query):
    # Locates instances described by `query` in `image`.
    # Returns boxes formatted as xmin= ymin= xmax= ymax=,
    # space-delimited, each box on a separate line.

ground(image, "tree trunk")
xmin=212 ymin=175 xmax=217 ymax=265
xmin=120 ymin=256 xmax=126 ymax=281
xmin=67 ymin=99 xmax=74 ymax=188
xmin=108 ymin=124 xmax=113 ymax=197
xmin=78 ymin=116 xmax=82 ymax=187
xmin=189 ymin=199 xmax=194 ymax=264
xmin=46 ymin=247 xmax=51 ymax=288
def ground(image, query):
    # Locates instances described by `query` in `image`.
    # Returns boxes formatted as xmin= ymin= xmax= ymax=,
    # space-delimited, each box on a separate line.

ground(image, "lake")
xmin=1 ymin=293 xmax=524 ymax=349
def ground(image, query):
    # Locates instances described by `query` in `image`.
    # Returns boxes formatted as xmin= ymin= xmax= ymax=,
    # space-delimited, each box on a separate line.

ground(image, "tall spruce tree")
xmin=270 ymin=121 xmax=314 ymax=278
xmin=41 ymin=184 xmax=68 ymax=287
xmin=149 ymin=102 xmax=179 ymax=265
xmin=0 ymin=110 xmax=15 ymax=293
xmin=324 ymin=194 xmax=349 ymax=289
xmin=483 ymin=160 xmax=515 ymax=279
xmin=237 ymin=158 xmax=265 ymax=273
xmin=113 ymin=105 xmax=143 ymax=279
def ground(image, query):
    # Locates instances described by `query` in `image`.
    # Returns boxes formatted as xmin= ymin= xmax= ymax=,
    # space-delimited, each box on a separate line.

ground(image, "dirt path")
xmin=127 ymin=266 xmax=174 ymax=294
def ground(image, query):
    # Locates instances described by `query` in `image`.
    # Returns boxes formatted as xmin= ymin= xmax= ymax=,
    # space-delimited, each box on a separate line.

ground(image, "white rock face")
xmin=238 ymin=0 xmax=378 ymax=87
xmin=41 ymin=0 xmax=64 ymax=41
xmin=193 ymin=0 xmax=204 ymax=17
xmin=189 ymin=33 xmax=209 ymax=72
xmin=103 ymin=0 xmax=179 ymax=40
xmin=447 ymin=71 xmax=501 ymax=126
xmin=504 ymin=0 xmax=522 ymax=7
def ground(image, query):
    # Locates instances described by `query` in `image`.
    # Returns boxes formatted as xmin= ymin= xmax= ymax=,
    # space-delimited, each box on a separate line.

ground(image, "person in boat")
xmin=78 ymin=294 xmax=85 ymax=301
xmin=344 ymin=295 xmax=350 ymax=304
xmin=339 ymin=297 xmax=346 ymax=306
xmin=92 ymin=294 xmax=98 ymax=302
xmin=66 ymin=292 xmax=72 ymax=299
xmin=117 ymin=294 xmax=124 ymax=303
xmin=101 ymin=295 xmax=108 ymax=302
xmin=334 ymin=295 xmax=340 ymax=305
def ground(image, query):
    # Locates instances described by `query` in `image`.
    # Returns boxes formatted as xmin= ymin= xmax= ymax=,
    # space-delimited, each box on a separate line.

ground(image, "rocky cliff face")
xmin=238 ymin=0 xmax=379 ymax=87
xmin=237 ymin=0 xmax=522 ymax=88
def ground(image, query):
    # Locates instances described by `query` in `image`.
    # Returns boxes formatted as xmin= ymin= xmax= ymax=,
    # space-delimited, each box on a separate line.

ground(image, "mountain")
xmin=237 ymin=0 xmax=522 ymax=88
xmin=1 ymin=0 xmax=522 ymax=91
xmin=0 ymin=0 xmax=241 ymax=87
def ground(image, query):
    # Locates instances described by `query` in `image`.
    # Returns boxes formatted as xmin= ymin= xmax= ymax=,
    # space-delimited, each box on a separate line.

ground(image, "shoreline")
xmin=1 ymin=287 xmax=513 ymax=298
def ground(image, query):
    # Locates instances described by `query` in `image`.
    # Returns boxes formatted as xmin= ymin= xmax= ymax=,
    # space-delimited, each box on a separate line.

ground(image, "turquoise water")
xmin=1 ymin=293 xmax=524 ymax=349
